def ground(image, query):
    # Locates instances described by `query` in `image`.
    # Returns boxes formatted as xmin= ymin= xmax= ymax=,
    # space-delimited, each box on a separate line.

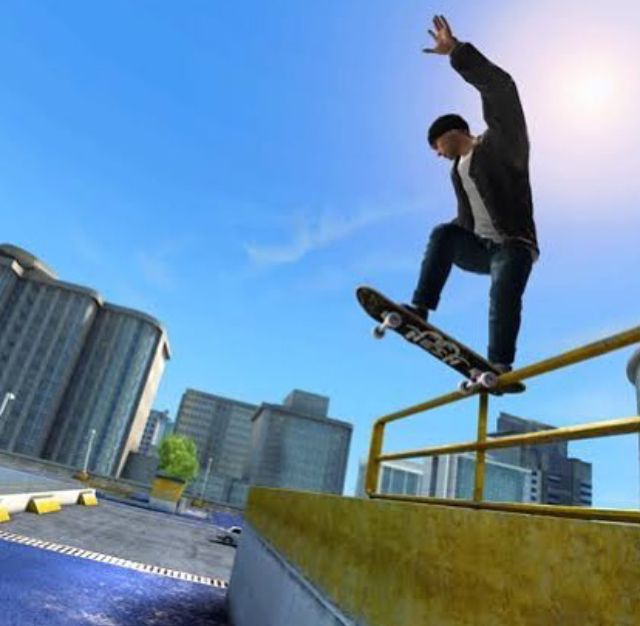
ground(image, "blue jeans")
xmin=412 ymin=223 xmax=533 ymax=365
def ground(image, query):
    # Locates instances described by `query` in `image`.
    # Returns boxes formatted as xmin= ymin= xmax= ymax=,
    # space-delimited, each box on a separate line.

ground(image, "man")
xmin=405 ymin=15 xmax=538 ymax=374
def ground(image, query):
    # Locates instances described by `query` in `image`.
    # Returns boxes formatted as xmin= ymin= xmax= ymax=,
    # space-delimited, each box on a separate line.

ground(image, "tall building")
xmin=355 ymin=455 xmax=534 ymax=503
xmin=139 ymin=409 xmax=172 ymax=456
xmin=175 ymin=389 xmax=258 ymax=480
xmin=628 ymin=349 xmax=640 ymax=408
xmin=247 ymin=390 xmax=352 ymax=495
xmin=490 ymin=413 xmax=592 ymax=506
xmin=626 ymin=349 xmax=640 ymax=505
xmin=0 ymin=244 xmax=171 ymax=477
xmin=0 ymin=246 xmax=101 ymax=457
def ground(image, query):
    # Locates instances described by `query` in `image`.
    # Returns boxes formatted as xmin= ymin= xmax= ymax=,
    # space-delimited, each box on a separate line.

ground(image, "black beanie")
xmin=428 ymin=114 xmax=469 ymax=147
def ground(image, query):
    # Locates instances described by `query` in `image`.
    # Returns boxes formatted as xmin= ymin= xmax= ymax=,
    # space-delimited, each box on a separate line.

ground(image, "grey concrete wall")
xmin=227 ymin=523 xmax=355 ymax=626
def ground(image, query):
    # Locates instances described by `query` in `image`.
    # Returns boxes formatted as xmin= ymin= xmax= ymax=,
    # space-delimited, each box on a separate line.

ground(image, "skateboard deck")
xmin=356 ymin=286 xmax=525 ymax=394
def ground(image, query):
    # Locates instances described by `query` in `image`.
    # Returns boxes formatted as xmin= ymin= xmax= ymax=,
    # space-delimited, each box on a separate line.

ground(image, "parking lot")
xmin=3 ymin=498 xmax=237 ymax=581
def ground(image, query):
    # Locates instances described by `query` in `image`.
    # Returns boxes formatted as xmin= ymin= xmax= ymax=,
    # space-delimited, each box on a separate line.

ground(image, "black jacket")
xmin=449 ymin=42 xmax=539 ymax=256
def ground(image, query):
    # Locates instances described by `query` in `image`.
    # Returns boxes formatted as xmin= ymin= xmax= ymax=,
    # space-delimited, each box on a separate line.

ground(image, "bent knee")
xmin=430 ymin=222 xmax=460 ymax=243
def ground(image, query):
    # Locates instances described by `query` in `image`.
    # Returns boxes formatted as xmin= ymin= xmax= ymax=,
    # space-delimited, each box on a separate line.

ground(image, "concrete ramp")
xmin=228 ymin=488 xmax=639 ymax=626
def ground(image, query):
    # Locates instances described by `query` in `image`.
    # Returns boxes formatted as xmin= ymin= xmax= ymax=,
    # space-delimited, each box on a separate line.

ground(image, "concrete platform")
xmin=229 ymin=487 xmax=640 ymax=626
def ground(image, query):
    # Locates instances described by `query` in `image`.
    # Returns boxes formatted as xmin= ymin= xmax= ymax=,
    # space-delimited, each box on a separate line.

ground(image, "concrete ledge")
xmin=0 ymin=489 xmax=97 ymax=514
xmin=148 ymin=497 xmax=177 ymax=513
xmin=232 ymin=487 xmax=640 ymax=626
xmin=228 ymin=522 xmax=353 ymax=626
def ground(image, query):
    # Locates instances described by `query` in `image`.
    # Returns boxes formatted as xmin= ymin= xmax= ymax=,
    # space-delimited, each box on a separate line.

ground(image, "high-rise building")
xmin=0 ymin=246 xmax=101 ymax=457
xmin=355 ymin=459 xmax=424 ymax=498
xmin=247 ymin=390 xmax=352 ymax=495
xmin=626 ymin=349 xmax=640 ymax=505
xmin=0 ymin=244 xmax=170 ymax=477
xmin=490 ymin=413 xmax=592 ymax=506
xmin=628 ymin=349 xmax=640 ymax=408
xmin=175 ymin=389 xmax=258 ymax=480
xmin=139 ymin=409 xmax=172 ymax=456
xmin=355 ymin=454 xmax=534 ymax=503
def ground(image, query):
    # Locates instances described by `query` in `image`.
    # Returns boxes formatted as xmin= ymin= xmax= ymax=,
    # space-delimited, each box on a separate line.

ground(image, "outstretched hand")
xmin=423 ymin=15 xmax=458 ymax=55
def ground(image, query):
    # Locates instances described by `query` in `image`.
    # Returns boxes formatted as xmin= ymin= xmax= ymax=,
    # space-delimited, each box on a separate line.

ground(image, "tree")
xmin=157 ymin=434 xmax=200 ymax=483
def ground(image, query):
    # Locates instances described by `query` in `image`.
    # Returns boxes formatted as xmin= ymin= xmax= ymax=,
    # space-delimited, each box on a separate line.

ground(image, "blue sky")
xmin=2 ymin=1 xmax=640 ymax=507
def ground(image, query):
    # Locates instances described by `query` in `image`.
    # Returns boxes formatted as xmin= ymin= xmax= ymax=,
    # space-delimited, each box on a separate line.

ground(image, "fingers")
xmin=439 ymin=15 xmax=452 ymax=34
xmin=432 ymin=14 xmax=452 ymax=35
xmin=422 ymin=48 xmax=437 ymax=54
xmin=428 ymin=29 xmax=437 ymax=40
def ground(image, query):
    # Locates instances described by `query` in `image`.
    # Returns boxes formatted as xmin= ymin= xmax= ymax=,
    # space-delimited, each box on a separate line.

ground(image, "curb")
xmin=0 ymin=488 xmax=98 ymax=522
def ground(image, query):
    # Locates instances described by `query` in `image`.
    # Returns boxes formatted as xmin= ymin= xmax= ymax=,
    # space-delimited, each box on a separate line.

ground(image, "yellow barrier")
xmin=366 ymin=325 xmax=640 ymax=523
xmin=0 ymin=507 xmax=9 ymax=522
xmin=27 ymin=497 xmax=61 ymax=515
xmin=77 ymin=492 xmax=98 ymax=506
xmin=246 ymin=487 xmax=640 ymax=626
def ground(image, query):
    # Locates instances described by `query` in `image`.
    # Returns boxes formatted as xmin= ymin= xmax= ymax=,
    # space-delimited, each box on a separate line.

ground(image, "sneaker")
xmin=491 ymin=363 xmax=525 ymax=395
xmin=401 ymin=303 xmax=428 ymax=322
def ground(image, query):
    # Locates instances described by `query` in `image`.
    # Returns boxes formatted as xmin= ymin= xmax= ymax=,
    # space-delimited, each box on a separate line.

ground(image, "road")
xmin=0 ymin=536 xmax=229 ymax=626
xmin=3 ymin=498 xmax=236 ymax=581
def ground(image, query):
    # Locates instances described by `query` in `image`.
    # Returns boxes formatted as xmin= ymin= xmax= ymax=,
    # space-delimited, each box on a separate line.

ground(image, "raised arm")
xmin=424 ymin=15 xmax=529 ymax=165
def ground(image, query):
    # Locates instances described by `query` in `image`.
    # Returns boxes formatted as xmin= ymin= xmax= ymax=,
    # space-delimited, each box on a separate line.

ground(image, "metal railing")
xmin=365 ymin=326 xmax=640 ymax=524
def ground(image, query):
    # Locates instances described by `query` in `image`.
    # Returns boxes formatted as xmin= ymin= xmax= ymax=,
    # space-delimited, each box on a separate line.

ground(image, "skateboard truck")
xmin=373 ymin=311 xmax=403 ymax=339
xmin=458 ymin=370 xmax=499 ymax=394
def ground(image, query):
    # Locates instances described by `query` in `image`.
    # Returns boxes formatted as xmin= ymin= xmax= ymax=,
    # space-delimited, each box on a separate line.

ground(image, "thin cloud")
xmin=135 ymin=236 xmax=196 ymax=292
xmin=137 ymin=251 xmax=176 ymax=291
xmin=245 ymin=205 xmax=421 ymax=268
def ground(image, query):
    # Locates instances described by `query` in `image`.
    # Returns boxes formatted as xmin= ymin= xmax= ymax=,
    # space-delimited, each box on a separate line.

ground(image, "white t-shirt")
xmin=457 ymin=149 xmax=504 ymax=244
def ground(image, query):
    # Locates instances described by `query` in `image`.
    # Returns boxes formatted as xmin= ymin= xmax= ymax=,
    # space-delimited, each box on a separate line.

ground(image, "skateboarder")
xmin=405 ymin=15 xmax=539 ymax=374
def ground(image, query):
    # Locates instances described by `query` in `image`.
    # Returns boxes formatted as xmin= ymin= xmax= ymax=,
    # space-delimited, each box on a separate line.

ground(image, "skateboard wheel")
xmin=385 ymin=312 xmax=402 ymax=329
xmin=372 ymin=326 xmax=385 ymax=339
xmin=478 ymin=372 xmax=498 ymax=388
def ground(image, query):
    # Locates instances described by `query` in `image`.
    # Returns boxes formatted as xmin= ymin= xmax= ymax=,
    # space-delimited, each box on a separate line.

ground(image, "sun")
xmin=569 ymin=71 xmax=616 ymax=116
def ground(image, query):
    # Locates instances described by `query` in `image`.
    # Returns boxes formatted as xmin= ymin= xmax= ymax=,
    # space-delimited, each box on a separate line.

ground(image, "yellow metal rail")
xmin=366 ymin=326 xmax=640 ymax=523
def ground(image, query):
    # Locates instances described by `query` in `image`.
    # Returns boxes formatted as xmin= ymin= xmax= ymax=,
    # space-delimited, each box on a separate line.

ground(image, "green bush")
xmin=157 ymin=435 xmax=200 ymax=483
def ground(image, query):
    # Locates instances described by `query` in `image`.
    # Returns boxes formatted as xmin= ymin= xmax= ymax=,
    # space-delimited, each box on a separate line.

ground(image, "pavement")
xmin=0 ymin=536 xmax=229 ymax=626
xmin=0 ymin=462 xmax=240 ymax=624
xmin=0 ymin=466 xmax=82 ymax=495
xmin=2 ymin=498 xmax=236 ymax=581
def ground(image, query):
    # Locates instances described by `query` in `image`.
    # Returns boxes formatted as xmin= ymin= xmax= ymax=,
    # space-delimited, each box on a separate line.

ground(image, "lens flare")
xmin=565 ymin=71 xmax=616 ymax=117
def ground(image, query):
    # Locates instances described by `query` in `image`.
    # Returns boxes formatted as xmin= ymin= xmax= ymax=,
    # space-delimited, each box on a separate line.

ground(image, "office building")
xmin=175 ymin=389 xmax=258 ymax=480
xmin=628 ymin=349 xmax=640 ymax=408
xmin=139 ymin=409 xmax=172 ymax=456
xmin=247 ymin=390 xmax=352 ymax=495
xmin=626 ymin=349 xmax=640 ymax=505
xmin=490 ymin=413 xmax=592 ymax=506
xmin=355 ymin=454 xmax=534 ymax=503
xmin=0 ymin=244 xmax=170 ymax=477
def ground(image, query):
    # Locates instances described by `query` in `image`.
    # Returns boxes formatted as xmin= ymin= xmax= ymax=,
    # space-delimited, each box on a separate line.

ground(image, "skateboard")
xmin=356 ymin=286 xmax=525 ymax=394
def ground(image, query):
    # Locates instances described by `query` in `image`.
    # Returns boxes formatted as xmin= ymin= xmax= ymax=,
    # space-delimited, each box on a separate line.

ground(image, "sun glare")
xmin=567 ymin=71 xmax=616 ymax=116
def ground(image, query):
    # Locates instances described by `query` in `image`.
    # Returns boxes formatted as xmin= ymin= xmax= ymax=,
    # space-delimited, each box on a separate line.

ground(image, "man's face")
xmin=432 ymin=129 xmax=467 ymax=160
